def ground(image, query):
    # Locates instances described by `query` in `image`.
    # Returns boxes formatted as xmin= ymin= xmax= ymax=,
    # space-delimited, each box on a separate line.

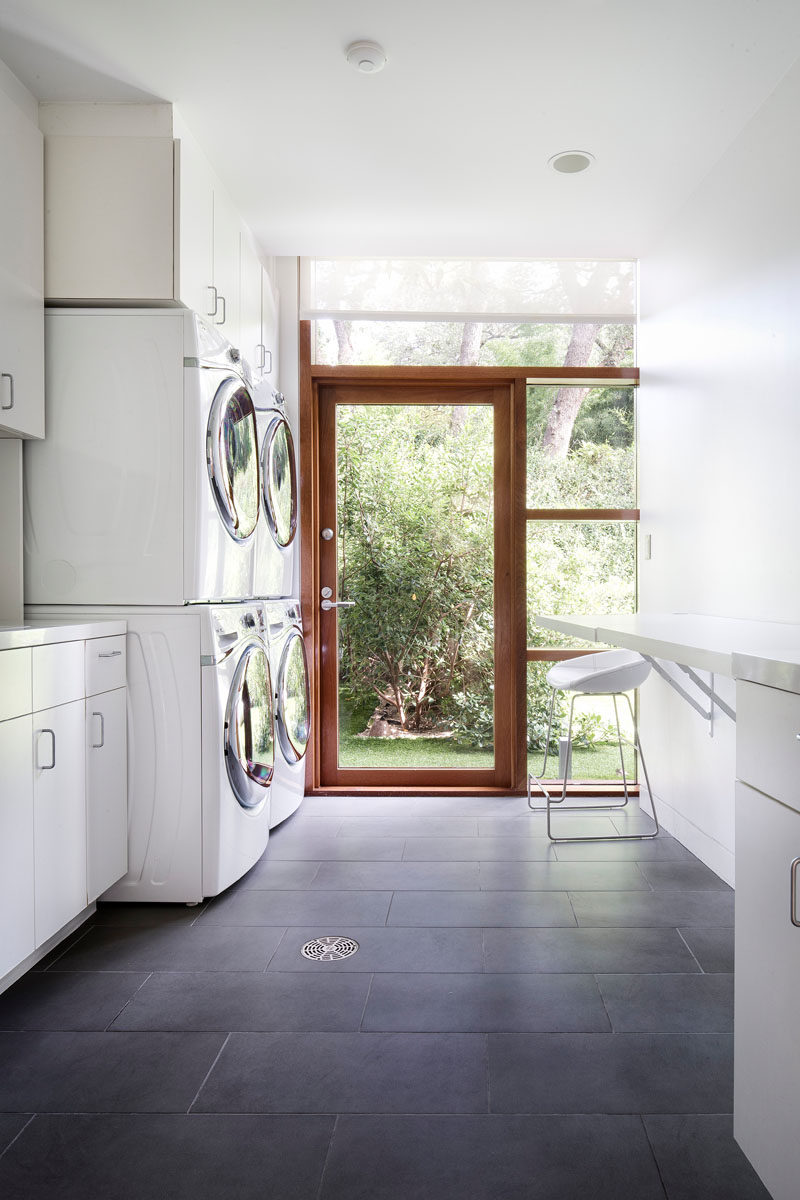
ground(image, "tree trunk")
xmin=334 ymin=320 xmax=355 ymax=365
xmin=450 ymin=321 xmax=483 ymax=432
xmin=541 ymin=322 xmax=600 ymax=458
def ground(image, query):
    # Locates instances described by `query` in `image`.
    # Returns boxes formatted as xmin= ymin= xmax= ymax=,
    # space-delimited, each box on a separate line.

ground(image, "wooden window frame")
xmin=299 ymin=321 xmax=640 ymax=795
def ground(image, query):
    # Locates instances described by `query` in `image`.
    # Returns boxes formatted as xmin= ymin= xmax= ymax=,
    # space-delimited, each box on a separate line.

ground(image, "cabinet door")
xmin=261 ymin=268 xmax=279 ymax=383
xmin=734 ymin=780 xmax=800 ymax=1200
xmin=239 ymin=235 xmax=264 ymax=375
xmin=175 ymin=135 xmax=215 ymax=320
xmin=86 ymin=687 xmax=128 ymax=901
xmin=0 ymin=87 xmax=43 ymax=439
xmin=211 ymin=188 xmax=241 ymax=344
xmin=0 ymin=715 xmax=35 ymax=977
xmin=33 ymin=701 xmax=87 ymax=946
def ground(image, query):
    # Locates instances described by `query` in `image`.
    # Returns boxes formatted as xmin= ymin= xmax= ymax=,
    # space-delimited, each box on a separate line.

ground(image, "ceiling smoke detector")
xmin=548 ymin=150 xmax=595 ymax=174
xmin=346 ymin=41 xmax=387 ymax=74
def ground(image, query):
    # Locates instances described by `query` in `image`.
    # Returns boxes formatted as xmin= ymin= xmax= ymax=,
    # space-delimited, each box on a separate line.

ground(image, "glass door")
xmin=316 ymin=382 xmax=517 ymax=789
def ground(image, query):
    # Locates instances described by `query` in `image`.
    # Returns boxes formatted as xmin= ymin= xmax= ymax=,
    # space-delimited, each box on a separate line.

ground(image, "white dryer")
xmin=253 ymin=383 xmax=297 ymax=598
xmin=28 ymin=603 xmax=274 ymax=902
xmin=264 ymin=600 xmax=310 ymax=827
xmin=24 ymin=309 xmax=260 ymax=605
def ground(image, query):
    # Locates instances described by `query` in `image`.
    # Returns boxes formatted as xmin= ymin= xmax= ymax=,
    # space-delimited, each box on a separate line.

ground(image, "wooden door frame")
xmin=298 ymin=320 xmax=639 ymax=795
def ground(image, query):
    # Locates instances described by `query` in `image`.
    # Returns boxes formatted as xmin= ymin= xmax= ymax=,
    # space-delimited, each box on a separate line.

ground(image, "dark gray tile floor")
xmin=0 ymin=795 xmax=768 ymax=1200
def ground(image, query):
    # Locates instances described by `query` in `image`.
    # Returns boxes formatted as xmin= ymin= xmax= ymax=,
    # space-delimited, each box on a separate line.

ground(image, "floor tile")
xmin=110 ymin=971 xmax=370 ymax=1032
xmin=483 ymin=927 xmax=701 ymax=974
xmin=337 ymin=817 xmax=480 ymax=838
xmin=489 ymin=1032 xmax=733 ymax=1114
xmin=478 ymin=814 xmax=619 ymax=838
xmin=678 ymin=926 xmax=735 ymax=973
xmin=643 ymin=1115 xmax=771 ymax=1200
xmin=362 ymin=972 xmax=610 ymax=1033
xmin=0 ymin=1031 xmax=225 ymax=1113
xmin=320 ymin=1114 xmax=666 ymax=1200
xmin=273 ymin=815 xmax=344 ymax=837
xmin=194 ymin=1032 xmax=488 ymax=1114
xmin=48 ymin=924 xmax=285 ymax=973
xmin=234 ymin=860 xmax=322 ymax=889
xmin=637 ymin=861 xmax=732 ymax=892
xmin=267 ymin=926 xmax=485 ymax=973
xmin=570 ymin=890 xmax=735 ymax=927
xmin=0 ymin=1115 xmax=31 ymax=1156
xmin=402 ymin=836 xmax=556 ymax=861
xmin=198 ymin=889 xmax=393 ymax=927
xmin=387 ymin=891 xmax=576 ymax=928
xmin=596 ymin=973 xmax=734 ymax=1033
xmin=311 ymin=860 xmax=481 ymax=890
xmin=0 ymin=1113 xmax=334 ymax=1200
xmin=479 ymin=861 xmax=651 ymax=891
xmin=264 ymin=836 xmax=406 ymax=861
xmin=0 ymin=971 xmax=149 ymax=1031
xmin=553 ymin=837 xmax=697 ymax=862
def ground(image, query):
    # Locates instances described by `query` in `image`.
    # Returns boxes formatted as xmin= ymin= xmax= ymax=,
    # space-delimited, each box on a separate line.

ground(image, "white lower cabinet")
xmin=735 ymin=780 xmax=800 ymax=1200
xmin=0 ymin=624 xmax=127 ymax=990
xmin=33 ymin=700 xmax=87 ymax=946
xmin=86 ymin=686 xmax=127 ymax=901
xmin=0 ymin=714 xmax=35 ymax=977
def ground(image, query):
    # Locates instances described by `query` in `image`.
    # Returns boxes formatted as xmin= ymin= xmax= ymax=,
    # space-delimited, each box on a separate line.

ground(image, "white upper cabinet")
xmin=0 ymin=62 xmax=44 ymax=439
xmin=41 ymin=103 xmax=272 ymax=365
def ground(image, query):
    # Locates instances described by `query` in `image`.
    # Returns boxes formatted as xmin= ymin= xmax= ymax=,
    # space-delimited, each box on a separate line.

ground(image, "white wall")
xmin=275 ymin=256 xmax=300 ymax=597
xmin=637 ymin=61 xmax=800 ymax=883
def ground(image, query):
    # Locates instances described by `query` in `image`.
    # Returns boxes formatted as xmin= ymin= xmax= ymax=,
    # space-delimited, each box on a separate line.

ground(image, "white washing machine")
xmin=264 ymin=600 xmax=310 ymax=827
xmin=253 ymin=383 xmax=297 ymax=599
xmin=24 ymin=309 xmax=260 ymax=605
xmin=28 ymin=603 xmax=274 ymax=902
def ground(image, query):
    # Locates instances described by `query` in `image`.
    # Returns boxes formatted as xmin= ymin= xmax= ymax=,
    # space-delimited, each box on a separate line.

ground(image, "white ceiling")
xmin=1 ymin=0 xmax=799 ymax=259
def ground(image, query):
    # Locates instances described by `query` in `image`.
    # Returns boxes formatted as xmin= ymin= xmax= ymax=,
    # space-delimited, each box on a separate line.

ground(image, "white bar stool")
xmin=527 ymin=648 xmax=659 ymax=842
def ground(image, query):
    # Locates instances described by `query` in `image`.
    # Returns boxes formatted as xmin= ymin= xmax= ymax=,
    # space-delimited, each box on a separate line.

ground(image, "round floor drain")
xmin=301 ymin=936 xmax=360 ymax=962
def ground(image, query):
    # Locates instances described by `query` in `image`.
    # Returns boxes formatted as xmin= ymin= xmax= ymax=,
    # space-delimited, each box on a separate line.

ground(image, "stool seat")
xmin=547 ymin=649 xmax=651 ymax=695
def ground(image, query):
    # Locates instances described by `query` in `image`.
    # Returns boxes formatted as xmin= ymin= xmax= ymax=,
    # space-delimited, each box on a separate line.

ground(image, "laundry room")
xmin=1 ymin=3 xmax=800 ymax=1198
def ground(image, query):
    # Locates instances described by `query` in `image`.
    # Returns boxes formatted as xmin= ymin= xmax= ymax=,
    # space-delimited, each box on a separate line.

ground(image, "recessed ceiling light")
xmin=346 ymin=41 xmax=387 ymax=74
xmin=548 ymin=151 xmax=595 ymax=174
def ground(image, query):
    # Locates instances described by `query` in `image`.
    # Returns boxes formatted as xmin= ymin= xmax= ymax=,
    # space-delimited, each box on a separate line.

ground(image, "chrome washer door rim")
xmin=276 ymin=629 xmax=310 ymax=763
xmin=207 ymin=378 xmax=260 ymax=543
xmin=224 ymin=640 xmax=274 ymax=810
xmin=261 ymin=413 xmax=297 ymax=548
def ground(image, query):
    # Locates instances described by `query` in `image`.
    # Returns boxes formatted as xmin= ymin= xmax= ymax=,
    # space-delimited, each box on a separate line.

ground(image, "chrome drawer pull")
xmin=98 ymin=650 xmax=122 ymax=658
xmin=37 ymin=728 xmax=56 ymax=770
xmin=1 ymin=372 xmax=13 ymax=411
xmin=791 ymin=858 xmax=800 ymax=928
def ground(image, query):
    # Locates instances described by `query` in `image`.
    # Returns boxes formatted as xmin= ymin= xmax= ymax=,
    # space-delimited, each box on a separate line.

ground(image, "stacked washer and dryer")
xmin=24 ymin=305 xmax=310 ymax=903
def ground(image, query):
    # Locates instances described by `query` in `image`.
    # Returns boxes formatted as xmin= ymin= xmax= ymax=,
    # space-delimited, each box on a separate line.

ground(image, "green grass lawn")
xmin=338 ymin=728 xmax=635 ymax=780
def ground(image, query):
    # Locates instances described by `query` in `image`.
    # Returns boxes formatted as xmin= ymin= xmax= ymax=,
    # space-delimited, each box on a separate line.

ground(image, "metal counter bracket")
xmin=643 ymin=655 xmax=736 ymax=734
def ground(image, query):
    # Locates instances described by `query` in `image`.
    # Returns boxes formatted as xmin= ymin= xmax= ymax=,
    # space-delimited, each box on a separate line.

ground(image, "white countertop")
xmin=536 ymin=612 xmax=800 ymax=687
xmin=0 ymin=619 xmax=127 ymax=652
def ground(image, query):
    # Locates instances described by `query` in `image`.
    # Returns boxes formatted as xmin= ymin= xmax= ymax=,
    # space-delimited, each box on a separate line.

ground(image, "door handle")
xmin=98 ymin=649 xmax=123 ymax=659
xmin=791 ymin=857 xmax=800 ymax=927
xmin=1 ymin=372 xmax=13 ymax=411
xmin=321 ymin=599 xmax=356 ymax=611
xmin=216 ymin=294 xmax=227 ymax=326
xmin=91 ymin=711 xmax=105 ymax=749
xmin=207 ymin=285 xmax=218 ymax=317
xmin=37 ymin=728 xmax=56 ymax=770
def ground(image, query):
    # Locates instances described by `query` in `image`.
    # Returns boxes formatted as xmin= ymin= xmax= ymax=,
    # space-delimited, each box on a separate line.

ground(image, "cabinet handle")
xmin=792 ymin=858 xmax=800 ymax=927
xmin=91 ymin=711 xmax=105 ymax=749
xmin=98 ymin=649 xmax=123 ymax=659
xmin=1 ymin=372 xmax=13 ymax=411
xmin=37 ymin=728 xmax=56 ymax=770
xmin=207 ymin=285 xmax=218 ymax=317
xmin=216 ymin=294 xmax=226 ymax=326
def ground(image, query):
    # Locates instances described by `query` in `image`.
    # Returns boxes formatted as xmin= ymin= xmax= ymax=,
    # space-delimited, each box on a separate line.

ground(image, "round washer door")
xmin=276 ymin=630 xmax=310 ymax=763
xmin=261 ymin=413 xmax=297 ymax=548
xmin=225 ymin=641 xmax=274 ymax=809
xmin=207 ymin=378 xmax=260 ymax=543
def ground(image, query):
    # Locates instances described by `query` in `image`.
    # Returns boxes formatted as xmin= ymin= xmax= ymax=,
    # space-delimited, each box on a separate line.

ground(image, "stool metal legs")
xmin=527 ymin=687 xmax=659 ymax=843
